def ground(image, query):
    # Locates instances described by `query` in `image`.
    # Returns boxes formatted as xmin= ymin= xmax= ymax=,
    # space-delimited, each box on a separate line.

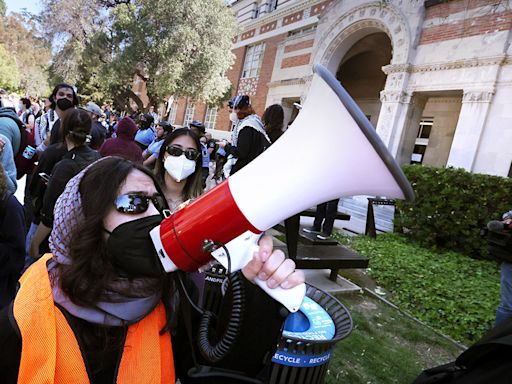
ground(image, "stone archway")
xmin=312 ymin=2 xmax=411 ymax=72
xmin=311 ymin=2 xmax=414 ymax=156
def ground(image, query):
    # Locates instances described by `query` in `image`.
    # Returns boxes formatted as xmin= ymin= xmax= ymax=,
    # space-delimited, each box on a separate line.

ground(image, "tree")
xmin=0 ymin=0 xmax=5 ymax=17
xmin=40 ymin=0 xmax=237 ymax=109
xmin=0 ymin=13 xmax=51 ymax=96
xmin=0 ymin=44 xmax=19 ymax=90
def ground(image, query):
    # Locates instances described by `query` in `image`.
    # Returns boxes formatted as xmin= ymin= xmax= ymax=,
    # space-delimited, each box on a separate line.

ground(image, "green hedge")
xmin=395 ymin=165 xmax=512 ymax=256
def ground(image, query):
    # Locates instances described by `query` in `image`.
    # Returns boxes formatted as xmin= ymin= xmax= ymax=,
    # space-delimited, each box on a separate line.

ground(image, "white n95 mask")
xmin=164 ymin=155 xmax=196 ymax=182
xmin=229 ymin=112 xmax=239 ymax=124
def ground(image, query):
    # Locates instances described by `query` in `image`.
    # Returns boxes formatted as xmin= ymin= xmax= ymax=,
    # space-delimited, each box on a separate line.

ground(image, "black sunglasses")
xmin=114 ymin=193 xmax=167 ymax=214
xmin=166 ymin=145 xmax=199 ymax=161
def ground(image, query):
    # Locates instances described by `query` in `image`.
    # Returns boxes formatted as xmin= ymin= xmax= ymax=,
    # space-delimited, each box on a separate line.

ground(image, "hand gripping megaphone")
xmin=150 ymin=64 xmax=414 ymax=313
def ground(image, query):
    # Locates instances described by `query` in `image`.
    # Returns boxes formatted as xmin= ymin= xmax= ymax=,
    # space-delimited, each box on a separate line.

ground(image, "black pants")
xmin=313 ymin=199 xmax=340 ymax=235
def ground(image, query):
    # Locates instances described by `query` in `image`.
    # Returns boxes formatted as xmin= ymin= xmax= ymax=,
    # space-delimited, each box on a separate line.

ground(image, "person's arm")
xmin=0 ymin=197 xmax=25 ymax=276
xmin=39 ymin=161 xmax=76 ymax=229
xmin=29 ymin=222 xmax=51 ymax=259
xmin=143 ymin=154 xmax=157 ymax=167
xmin=0 ymin=136 xmax=17 ymax=194
xmin=27 ymin=114 xmax=35 ymax=132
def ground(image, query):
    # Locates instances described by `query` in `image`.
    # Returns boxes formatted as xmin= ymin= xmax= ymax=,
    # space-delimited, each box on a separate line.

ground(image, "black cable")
xmin=177 ymin=271 xmax=204 ymax=315
xmin=197 ymin=242 xmax=245 ymax=363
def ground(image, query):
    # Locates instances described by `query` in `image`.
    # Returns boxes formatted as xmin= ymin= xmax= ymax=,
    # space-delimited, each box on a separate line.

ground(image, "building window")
xmin=411 ymin=118 xmax=433 ymax=164
xmin=184 ymin=102 xmax=195 ymax=126
xmin=268 ymin=0 xmax=278 ymax=12
xmin=242 ymin=42 xmax=265 ymax=78
xmin=204 ymin=107 xmax=218 ymax=130
xmin=168 ymin=102 xmax=178 ymax=124
xmin=288 ymin=25 xmax=317 ymax=37
xmin=253 ymin=4 xmax=259 ymax=19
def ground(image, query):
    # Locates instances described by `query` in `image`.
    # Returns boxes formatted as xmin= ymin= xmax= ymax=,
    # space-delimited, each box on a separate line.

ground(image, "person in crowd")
xmin=0 ymin=108 xmax=22 ymax=194
xmin=213 ymin=140 xmax=227 ymax=183
xmin=262 ymin=104 xmax=284 ymax=143
xmin=37 ymin=84 xmax=80 ymax=153
xmin=221 ymin=95 xmax=271 ymax=176
xmin=142 ymin=120 xmax=173 ymax=168
xmin=29 ymin=109 xmax=100 ymax=260
xmin=30 ymin=98 xmax=42 ymax=120
xmin=204 ymin=132 xmax=216 ymax=161
xmin=18 ymin=98 xmax=34 ymax=131
xmin=154 ymin=128 xmax=203 ymax=211
xmin=0 ymin=156 xmax=304 ymax=383
xmin=134 ymin=113 xmax=155 ymax=150
xmin=188 ymin=120 xmax=210 ymax=189
xmin=149 ymin=105 xmax=158 ymax=122
xmin=491 ymin=210 xmax=512 ymax=326
xmin=0 ymin=162 xmax=24 ymax=308
xmin=303 ymin=199 xmax=341 ymax=240
xmin=99 ymin=116 xmax=143 ymax=163
xmin=84 ymin=101 xmax=107 ymax=150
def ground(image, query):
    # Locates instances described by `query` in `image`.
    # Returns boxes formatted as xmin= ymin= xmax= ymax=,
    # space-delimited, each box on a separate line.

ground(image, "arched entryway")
xmin=336 ymin=32 xmax=392 ymax=128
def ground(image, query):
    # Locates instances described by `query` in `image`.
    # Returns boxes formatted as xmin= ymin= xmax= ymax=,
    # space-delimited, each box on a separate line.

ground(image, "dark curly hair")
xmin=49 ymin=83 xmax=79 ymax=110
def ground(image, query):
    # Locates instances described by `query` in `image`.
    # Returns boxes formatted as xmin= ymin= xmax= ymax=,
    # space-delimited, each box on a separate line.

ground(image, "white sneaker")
xmin=303 ymin=227 xmax=321 ymax=234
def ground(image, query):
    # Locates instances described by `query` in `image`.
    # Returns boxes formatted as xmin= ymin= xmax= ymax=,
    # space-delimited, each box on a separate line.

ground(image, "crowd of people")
xmin=0 ymin=82 xmax=306 ymax=382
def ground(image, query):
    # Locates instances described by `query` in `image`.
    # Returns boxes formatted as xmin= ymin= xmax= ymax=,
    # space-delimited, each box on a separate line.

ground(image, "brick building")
xmin=164 ymin=0 xmax=512 ymax=176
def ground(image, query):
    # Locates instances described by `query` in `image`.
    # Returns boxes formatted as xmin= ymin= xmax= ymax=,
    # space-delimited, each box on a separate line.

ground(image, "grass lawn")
xmin=334 ymin=232 xmax=501 ymax=345
xmin=324 ymin=291 xmax=464 ymax=384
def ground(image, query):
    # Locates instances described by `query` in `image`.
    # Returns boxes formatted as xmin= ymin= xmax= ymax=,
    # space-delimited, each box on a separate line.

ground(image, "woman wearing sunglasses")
xmin=154 ymin=127 xmax=204 ymax=212
xmin=0 ymin=156 xmax=304 ymax=382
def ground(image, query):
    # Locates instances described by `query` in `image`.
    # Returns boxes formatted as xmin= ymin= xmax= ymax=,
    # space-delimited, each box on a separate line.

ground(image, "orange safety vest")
xmin=13 ymin=254 xmax=175 ymax=384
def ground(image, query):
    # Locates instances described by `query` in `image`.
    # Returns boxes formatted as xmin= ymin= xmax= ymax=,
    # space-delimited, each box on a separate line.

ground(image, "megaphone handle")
xmin=211 ymin=237 xmax=305 ymax=313
xmin=253 ymin=276 xmax=306 ymax=313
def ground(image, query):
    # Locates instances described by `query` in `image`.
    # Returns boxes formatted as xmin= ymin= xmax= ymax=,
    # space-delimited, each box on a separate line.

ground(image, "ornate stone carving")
xmin=238 ymin=77 xmax=259 ymax=96
xmin=380 ymin=90 xmax=412 ymax=103
xmin=410 ymin=56 xmax=506 ymax=73
xmin=382 ymin=63 xmax=412 ymax=74
xmin=267 ymin=75 xmax=313 ymax=88
xmin=314 ymin=2 xmax=411 ymax=68
xmin=462 ymin=90 xmax=495 ymax=103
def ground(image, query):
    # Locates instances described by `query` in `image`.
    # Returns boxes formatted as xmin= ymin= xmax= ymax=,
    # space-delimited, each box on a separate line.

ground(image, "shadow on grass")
xmin=325 ymin=292 xmax=465 ymax=384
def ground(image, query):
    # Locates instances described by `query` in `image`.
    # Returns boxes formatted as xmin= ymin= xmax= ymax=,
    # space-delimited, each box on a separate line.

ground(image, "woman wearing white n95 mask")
xmin=154 ymin=128 xmax=204 ymax=212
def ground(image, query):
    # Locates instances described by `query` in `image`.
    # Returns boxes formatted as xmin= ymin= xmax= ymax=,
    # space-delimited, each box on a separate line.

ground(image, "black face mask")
xmin=56 ymin=98 xmax=74 ymax=111
xmin=105 ymin=215 xmax=164 ymax=278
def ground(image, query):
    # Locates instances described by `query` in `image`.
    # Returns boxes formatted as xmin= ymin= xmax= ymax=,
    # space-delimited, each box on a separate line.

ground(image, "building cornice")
xmin=238 ymin=0 xmax=324 ymax=31
xmin=267 ymin=75 xmax=313 ymax=88
xmin=383 ymin=55 xmax=509 ymax=74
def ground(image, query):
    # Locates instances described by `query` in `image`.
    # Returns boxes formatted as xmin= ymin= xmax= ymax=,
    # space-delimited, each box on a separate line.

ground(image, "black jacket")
xmin=0 ymin=194 xmax=24 ymax=309
xmin=0 ymin=272 xmax=285 ymax=383
xmin=28 ymin=143 xmax=68 ymax=224
xmin=227 ymin=127 xmax=270 ymax=175
xmin=40 ymin=145 xmax=100 ymax=227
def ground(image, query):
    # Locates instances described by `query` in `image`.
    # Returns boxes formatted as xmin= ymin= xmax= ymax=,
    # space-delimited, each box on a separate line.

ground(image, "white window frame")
xmin=204 ymin=106 xmax=218 ymax=130
xmin=184 ymin=102 xmax=195 ymax=126
xmin=242 ymin=42 xmax=265 ymax=78
xmin=168 ymin=102 xmax=178 ymax=124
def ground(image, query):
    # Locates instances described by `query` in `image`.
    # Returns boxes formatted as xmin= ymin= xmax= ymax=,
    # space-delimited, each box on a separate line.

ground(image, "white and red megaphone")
xmin=150 ymin=64 xmax=414 ymax=313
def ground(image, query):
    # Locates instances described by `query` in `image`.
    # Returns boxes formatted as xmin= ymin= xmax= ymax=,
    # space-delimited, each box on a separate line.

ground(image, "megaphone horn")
xmin=150 ymin=64 xmax=414 ymax=312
